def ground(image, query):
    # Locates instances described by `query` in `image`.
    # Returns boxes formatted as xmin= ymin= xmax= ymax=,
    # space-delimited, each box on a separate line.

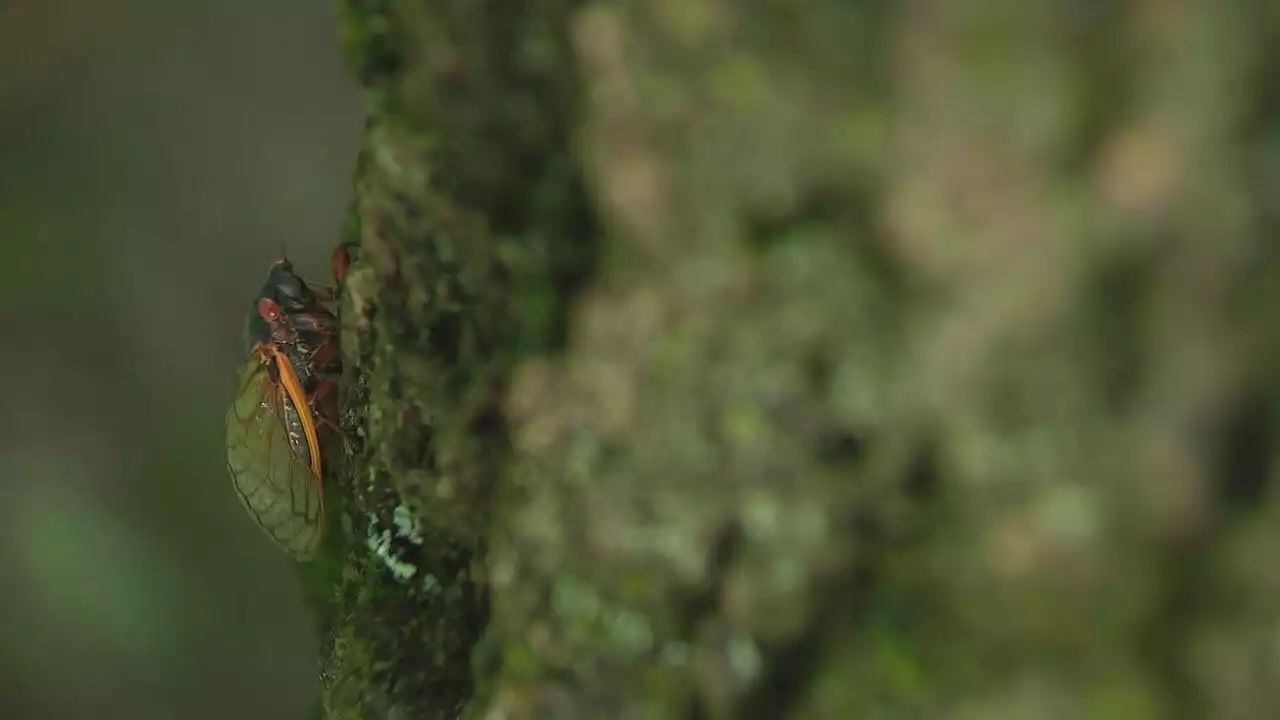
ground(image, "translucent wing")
xmin=225 ymin=354 xmax=324 ymax=560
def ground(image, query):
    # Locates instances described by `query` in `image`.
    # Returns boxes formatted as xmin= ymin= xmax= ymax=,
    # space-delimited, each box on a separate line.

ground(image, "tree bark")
xmin=318 ymin=1 xmax=1280 ymax=718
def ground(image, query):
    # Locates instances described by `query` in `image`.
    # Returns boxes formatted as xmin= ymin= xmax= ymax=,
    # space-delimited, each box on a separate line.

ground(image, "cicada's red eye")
xmin=258 ymin=297 xmax=282 ymax=322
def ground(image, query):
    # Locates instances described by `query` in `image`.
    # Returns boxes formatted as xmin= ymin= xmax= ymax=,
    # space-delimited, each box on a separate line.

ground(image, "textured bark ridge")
xmin=318 ymin=1 xmax=1280 ymax=718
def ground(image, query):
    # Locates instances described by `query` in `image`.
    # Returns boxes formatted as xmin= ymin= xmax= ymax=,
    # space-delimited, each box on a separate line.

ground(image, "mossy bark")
xmin=317 ymin=0 xmax=1280 ymax=718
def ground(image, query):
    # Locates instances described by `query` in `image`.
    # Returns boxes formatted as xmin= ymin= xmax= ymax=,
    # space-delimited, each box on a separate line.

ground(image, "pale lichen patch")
xmin=365 ymin=521 xmax=419 ymax=581
xmin=392 ymin=503 xmax=425 ymax=545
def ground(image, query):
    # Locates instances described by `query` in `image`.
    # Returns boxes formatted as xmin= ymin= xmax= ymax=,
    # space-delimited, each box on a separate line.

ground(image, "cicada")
xmin=225 ymin=249 xmax=348 ymax=560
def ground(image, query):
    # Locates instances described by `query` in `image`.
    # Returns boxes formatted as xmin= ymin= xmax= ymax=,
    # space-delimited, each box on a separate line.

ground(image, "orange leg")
xmin=295 ymin=343 xmax=340 ymax=384
xmin=309 ymin=376 xmax=339 ymax=406
xmin=303 ymin=245 xmax=353 ymax=301
xmin=314 ymin=412 xmax=351 ymax=443
xmin=331 ymin=243 xmax=353 ymax=285
xmin=308 ymin=379 xmax=354 ymax=445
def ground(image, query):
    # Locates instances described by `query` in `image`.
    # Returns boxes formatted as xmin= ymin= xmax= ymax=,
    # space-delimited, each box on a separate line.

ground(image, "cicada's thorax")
xmin=246 ymin=257 xmax=343 ymax=422
xmin=264 ymin=312 xmax=338 ymax=385
xmin=271 ymin=313 xmax=341 ymax=434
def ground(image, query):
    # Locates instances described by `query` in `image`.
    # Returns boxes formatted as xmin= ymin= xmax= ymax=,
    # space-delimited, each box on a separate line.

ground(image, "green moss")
xmin=335 ymin=0 xmax=404 ymax=114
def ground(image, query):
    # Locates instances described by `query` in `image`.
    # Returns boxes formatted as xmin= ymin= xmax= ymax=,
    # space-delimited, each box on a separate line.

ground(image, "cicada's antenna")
xmin=269 ymin=243 xmax=294 ymax=273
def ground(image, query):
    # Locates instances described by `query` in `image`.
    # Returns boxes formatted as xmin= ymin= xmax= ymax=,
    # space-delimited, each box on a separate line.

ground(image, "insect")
xmin=225 ymin=247 xmax=349 ymax=560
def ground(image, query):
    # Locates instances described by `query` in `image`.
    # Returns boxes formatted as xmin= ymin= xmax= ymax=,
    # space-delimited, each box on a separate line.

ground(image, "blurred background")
xmin=0 ymin=1 xmax=363 ymax=717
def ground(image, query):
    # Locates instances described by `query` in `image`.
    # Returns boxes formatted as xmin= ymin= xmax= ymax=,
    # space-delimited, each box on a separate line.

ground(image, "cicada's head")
xmin=242 ymin=256 xmax=320 ymax=352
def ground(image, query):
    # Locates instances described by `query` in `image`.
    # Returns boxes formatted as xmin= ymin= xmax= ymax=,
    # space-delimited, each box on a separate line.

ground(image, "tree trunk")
xmin=316 ymin=1 xmax=1280 ymax=718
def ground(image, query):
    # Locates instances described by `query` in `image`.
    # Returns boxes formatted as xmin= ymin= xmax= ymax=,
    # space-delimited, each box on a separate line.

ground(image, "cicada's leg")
xmin=250 ymin=341 xmax=279 ymax=373
xmin=308 ymin=375 xmax=340 ymax=407
xmin=309 ymin=377 xmax=355 ymax=446
xmin=314 ymin=412 xmax=352 ymax=443
xmin=310 ymin=243 xmax=355 ymax=302
xmin=331 ymin=243 xmax=353 ymax=285
xmin=298 ymin=341 xmax=340 ymax=377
